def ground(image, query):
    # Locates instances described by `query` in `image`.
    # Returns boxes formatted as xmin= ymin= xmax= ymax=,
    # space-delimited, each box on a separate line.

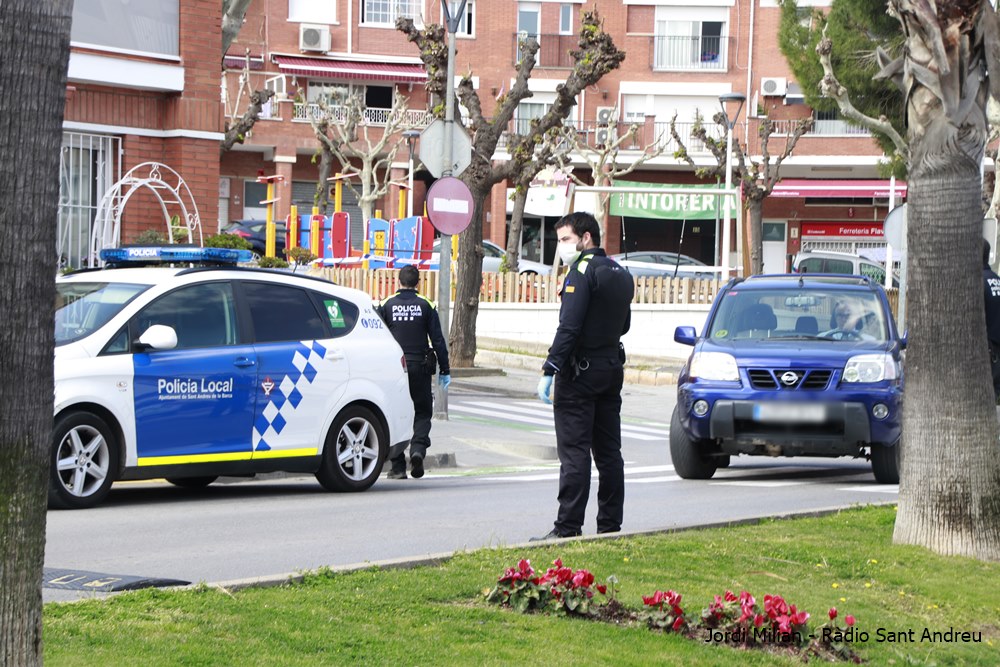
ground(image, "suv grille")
xmin=748 ymin=369 xmax=832 ymax=391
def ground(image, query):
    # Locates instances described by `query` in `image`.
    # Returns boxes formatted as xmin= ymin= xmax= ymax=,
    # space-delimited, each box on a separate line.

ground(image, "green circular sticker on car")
xmin=715 ymin=329 xmax=728 ymax=338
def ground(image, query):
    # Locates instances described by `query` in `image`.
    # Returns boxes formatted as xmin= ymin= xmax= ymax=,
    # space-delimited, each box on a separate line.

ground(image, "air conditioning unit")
xmin=299 ymin=24 xmax=331 ymax=52
xmin=595 ymin=128 xmax=611 ymax=146
xmin=761 ymin=77 xmax=788 ymax=97
xmin=596 ymin=106 xmax=617 ymax=126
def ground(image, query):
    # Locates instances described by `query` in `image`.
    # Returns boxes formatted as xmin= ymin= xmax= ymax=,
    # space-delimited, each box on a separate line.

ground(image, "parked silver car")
xmin=432 ymin=239 xmax=552 ymax=275
xmin=611 ymin=251 xmax=714 ymax=279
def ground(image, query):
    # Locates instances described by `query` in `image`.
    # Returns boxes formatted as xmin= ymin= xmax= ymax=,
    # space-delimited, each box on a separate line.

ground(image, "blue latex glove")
xmin=537 ymin=375 xmax=553 ymax=404
xmin=438 ymin=373 xmax=451 ymax=390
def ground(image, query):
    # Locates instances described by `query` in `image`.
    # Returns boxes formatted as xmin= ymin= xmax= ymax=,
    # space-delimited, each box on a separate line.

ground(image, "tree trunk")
xmin=747 ymin=197 xmax=764 ymax=275
xmin=450 ymin=188 xmax=489 ymax=367
xmin=505 ymin=187 xmax=527 ymax=272
xmin=889 ymin=0 xmax=1000 ymax=561
xmin=315 ymin=147 xmax=333 ymax=213
xmin=0 ymin=1 xmax=71 ymax=664
xmin=893 ymin=161 xmax=1000 ymax=559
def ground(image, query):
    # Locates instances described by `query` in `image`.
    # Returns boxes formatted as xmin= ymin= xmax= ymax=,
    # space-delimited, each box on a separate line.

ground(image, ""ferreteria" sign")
xmin=610 ymin=180 xmax=734 ymax=220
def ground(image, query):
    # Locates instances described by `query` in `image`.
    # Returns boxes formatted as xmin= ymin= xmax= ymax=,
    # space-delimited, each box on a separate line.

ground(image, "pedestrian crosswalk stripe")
xmin=510 ymin=401 xmax=668 ymax=435
xmin=452 ymin=400 xmax=664 ymax=440
xmin=711 ymin=480 xmax=804 ymax=488
xmin=480 ymin=464 xmax=675 ymax=483
xmin=837 ymin=485 xmax=899 ymax=493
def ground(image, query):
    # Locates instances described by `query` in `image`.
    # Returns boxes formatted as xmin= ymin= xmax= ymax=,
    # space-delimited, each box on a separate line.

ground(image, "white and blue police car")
xmin=52 ymin=246 xmax=414 ymax=509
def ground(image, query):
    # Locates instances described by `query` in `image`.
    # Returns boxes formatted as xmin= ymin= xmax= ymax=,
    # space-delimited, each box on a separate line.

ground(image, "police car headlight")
xmin=843 ymin=354 xmax=897 ymax=383
xmin=689 ymin=352 xmax=740 ymax=382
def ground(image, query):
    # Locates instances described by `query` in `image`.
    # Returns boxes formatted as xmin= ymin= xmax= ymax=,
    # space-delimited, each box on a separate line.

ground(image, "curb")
xmin=474 ymin=349 xmax=678 ymax=386
xmin=183 ymin=502 xmax=895 ymax=596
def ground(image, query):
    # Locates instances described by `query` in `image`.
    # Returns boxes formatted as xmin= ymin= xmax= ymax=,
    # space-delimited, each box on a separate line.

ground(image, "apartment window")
xmin=559 ymin=4 xmax=573 ymax=34
xmin=289 ymin=0 xmax=337 ymax=24
xmin=58 ymin=132 xmax=121 ymax=270
xmin=72 ymin=0 xmax=179 ymax=56
xmin=515 ymin=101 xmax=547 ymax=135
xmin=653 ymin=7 xmax=727 ymax=71
xmin=308 ymin=82 xmax=353 ymax=105
xmin=455 ymin=0 xmax=475 ymax=36
xmin=516 ymin=3 xmax=541 ymax=63
xmin=361 ymin=0 xmax=422 ymax=26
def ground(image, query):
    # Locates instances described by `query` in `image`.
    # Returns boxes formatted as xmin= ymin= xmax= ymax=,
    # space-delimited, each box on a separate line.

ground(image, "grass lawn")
xmin=44 ymin=506 xmax=998 ymax=665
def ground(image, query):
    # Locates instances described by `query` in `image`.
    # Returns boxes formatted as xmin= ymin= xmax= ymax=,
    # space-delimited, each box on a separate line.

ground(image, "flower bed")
xmin=486 ymin=557 xmax=862 ymax=663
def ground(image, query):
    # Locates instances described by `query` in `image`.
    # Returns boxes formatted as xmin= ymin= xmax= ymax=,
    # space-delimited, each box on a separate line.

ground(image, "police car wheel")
xmin=166 ymin=476 xmax=218 ymax=489
xmin=315 ymin=405 xmax=388 ymax=492
xmin=49 ymin=412 xmax=119 ymax=510
xmin=669 ymin=405 xmax=718 ymax=480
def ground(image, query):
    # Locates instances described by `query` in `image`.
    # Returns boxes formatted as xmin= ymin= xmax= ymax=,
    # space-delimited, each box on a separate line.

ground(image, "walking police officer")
xmin=376 ymin=264 xmax=450 ymax=479
xmin=983 ymin=240 xmax=1000 ymax=400
xmin=534 ymin=212 xmax=634 ymax=540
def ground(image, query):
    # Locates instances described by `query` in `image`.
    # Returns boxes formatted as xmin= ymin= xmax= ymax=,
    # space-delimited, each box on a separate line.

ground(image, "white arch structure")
xmin=90 ymin=162 xmax=202 ymax=265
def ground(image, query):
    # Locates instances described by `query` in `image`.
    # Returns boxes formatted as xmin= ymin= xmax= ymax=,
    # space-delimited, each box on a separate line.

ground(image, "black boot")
xmin=387 ymin=456 xmax=407 ymax=479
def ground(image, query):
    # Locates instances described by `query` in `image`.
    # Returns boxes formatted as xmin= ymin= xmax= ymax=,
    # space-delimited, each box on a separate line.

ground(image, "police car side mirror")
xmin=674 ymin=326 xmax=697 ymax=346
xmin=136 ymin=324 xmax=178 ymax=351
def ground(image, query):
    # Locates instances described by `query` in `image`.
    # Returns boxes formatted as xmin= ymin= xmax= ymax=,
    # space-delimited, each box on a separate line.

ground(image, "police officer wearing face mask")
xmin=532 ymin=212 xmax=634 ymax=540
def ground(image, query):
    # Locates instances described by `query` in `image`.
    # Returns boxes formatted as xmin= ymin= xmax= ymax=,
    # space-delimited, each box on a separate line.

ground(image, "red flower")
xmin=790 ymin=610 xmax=810 ymax=626
xmin=724 ymin=590 xmax=737 ymax=602
xmin=829 ymin=607 xmax=838 ymax=620
xmin=672 ymin=616 xmax=685 ymax=632
xmin=552 ymin=558 xmax=562 ymax=567
xmin=754 ymin=614 xmax=766 ymax=628
xmin=571 ymin=569 xmax=594 ymax=588
xmin=845 ymin=615 xmax=856 ymax=627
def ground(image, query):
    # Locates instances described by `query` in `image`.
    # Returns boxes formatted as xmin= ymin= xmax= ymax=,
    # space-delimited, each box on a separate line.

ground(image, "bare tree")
xmin=553 ymin=105 xmax=668 ymax=245
xmin=671 ymin=111 xmax=812 ymax=275
xmin=398 ymin=10 xmax=625 ymax=366
xmin=879 ymin=0 xmax=1000 ymax=561
xmin=0 ymin=1 xmax=72 ymax=663
xmin=221 ymin=0 xmax=275 ymax=152
xmin=309 ymin=91 xmax=418 ymax=223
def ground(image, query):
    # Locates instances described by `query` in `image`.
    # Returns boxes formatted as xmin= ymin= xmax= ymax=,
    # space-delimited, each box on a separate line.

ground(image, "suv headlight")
xmin=843 ymin=353 xmax=898 ymax=383
xmin=689 ymin=351 xmax=740 ymax=382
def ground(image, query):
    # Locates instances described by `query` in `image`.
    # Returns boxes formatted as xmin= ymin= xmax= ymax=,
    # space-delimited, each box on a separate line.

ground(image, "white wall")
xmin=475 ymin=302 xmax=710 ymax=361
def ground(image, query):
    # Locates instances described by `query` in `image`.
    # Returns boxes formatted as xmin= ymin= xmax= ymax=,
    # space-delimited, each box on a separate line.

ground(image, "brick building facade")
xmin=60 ymin=0 xmax=900 ymax=273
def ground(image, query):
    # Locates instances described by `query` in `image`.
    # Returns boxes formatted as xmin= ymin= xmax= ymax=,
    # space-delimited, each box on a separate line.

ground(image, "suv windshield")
xmin=708 ymin=287 xmax=888 ymax=342
xmin=56 ymin=282 xmax=150 ymax=346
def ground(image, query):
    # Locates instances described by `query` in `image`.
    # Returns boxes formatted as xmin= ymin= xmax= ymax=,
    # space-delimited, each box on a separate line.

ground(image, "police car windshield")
xmin=709 ymin=288 xmax=888 ymax=342
xmin=55 ymin=282 xmax=150 ymax=346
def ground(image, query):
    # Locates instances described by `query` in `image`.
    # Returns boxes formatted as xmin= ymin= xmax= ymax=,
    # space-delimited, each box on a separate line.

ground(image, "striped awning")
xmin=223 ymin=53 xmax=264 ymax=70
xmin=271 ymin=55 xmax=426 ymax=83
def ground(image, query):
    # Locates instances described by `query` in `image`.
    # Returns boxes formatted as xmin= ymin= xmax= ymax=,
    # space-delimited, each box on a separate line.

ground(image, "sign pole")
xmin=434 ymin=0 xmax=467 ymax=420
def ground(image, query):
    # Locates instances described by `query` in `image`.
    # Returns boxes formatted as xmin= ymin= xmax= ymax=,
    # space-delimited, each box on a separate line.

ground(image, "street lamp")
xmin=403 ymin=129 xmax=421 ymax=218
xmin=718 ymin=92 xmax=745 ymax=279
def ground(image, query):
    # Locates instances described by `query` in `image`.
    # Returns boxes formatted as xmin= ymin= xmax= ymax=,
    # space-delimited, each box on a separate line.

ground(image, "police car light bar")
xmin=99 ymin=246 xmax=253 ymax=266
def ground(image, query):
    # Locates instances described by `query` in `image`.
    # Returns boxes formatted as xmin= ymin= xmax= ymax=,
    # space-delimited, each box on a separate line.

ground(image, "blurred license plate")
xmin=753 ymin=403 xmax=826 ymax=423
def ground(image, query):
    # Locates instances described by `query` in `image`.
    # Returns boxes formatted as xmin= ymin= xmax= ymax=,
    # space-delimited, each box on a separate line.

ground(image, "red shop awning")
xmin=271 ymin=55 xmax=426 ymax=83
xmin=224 ymin=53 xmax=264 ymax=70
xmin=771 ymin=179 xmax=907 ymax=199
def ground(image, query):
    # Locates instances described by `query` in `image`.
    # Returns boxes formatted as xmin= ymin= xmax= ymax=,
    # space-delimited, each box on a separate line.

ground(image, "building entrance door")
xmin=762 ymin=221 xmax=787 ymax=273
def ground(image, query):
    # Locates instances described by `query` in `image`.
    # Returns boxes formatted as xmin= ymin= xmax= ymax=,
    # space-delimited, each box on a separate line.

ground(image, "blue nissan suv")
xmin=671 ymin=274 xmax=903 ymax=483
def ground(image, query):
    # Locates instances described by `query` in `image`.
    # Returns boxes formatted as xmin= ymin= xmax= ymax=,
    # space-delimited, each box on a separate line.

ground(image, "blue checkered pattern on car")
xmin=253 ymin=340 xmax=327 ymax=451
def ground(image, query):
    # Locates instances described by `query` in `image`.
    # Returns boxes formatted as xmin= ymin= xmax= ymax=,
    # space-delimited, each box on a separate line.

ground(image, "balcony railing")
xmin=512 ymin=32 xmax=577 ymax=68
xmin=292 ymin=103 xmax=432 ymax=127
xmin=497 ymin=118 xmax=724 ymax=156
xmin=651 ymin=35 xmax=730 ymax=71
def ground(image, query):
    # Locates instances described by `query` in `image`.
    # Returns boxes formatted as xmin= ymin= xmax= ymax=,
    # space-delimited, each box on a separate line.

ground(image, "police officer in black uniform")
xmin=983 ymin=240 xmax=1000 ymax=400
xmin=376 ymin=264 xmax=450 ymax=479
xmin=533 ymin=212 xmax=634 ymax=540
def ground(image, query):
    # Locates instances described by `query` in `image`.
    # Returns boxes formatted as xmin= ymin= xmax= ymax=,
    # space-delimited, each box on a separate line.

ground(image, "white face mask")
xmin=557 ymin=241 xmax=581 ymax=266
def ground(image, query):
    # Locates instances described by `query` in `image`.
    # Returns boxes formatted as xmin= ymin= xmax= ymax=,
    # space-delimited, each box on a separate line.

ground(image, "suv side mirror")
xmin=900 ymin=329 xmax=908 ymax=349
xmin=674 ymin=326 xmax=697 ymax=346
xmin=135 ymin=324 xmax=178 ymax=351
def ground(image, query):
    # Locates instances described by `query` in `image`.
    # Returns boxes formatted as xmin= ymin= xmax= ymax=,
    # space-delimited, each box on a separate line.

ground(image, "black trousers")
xmin=552 ymin=359 xmax=625 ymax=533
xmin=393 ymin=362 xmax=433 ymax=466
xmin=991 ymin=344 xmax=1000 ymax=400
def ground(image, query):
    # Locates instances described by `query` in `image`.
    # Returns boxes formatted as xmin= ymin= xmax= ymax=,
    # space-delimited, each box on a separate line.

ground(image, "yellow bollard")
xmin=264 ymin=180 xmax=276 ymax=258
xmin=334 ymin=174 xmax=343 ymax=213
xmin=362 ymin=239 xmax=371 ymax=272
xmin=288 ymin=205 xmax=298 ymax=252
xmin=398 ymin=189 xmax=406 ymax=220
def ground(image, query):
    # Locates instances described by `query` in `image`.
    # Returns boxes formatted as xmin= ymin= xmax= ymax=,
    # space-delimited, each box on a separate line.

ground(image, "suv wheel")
xmin=669 ymin=405 xmax=718 ymax=480
xmin=870 ymin=441 xmax=900 ymax=484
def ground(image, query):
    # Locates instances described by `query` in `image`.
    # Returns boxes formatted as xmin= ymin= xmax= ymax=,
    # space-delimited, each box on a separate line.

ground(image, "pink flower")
xmin=790 ymin=610 xmax=810 ymax=626
xmin=754 ymin=614 xmax=766 ymax=628
xmin=665 ymin=591 xmax=682 ymax=607
xmin=845 ymin=615 xmax=856 ymax=627
xmin=596 ymin=584 xmax=607 ymax=595
xmin=829 ymin=607 xmax=838 ymax=620
xmin=552 ymin=558 xmax=562 ymax=567
xmin=724 ymin=590 xmax=737 ymax=602
xmin=571 ymin=569 xmax=594 ymax=588
xmin=739 ymin=591 xmax=756 ymax=608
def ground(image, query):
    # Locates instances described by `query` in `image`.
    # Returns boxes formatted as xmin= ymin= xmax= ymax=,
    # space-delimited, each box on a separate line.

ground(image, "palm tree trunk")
xmin=893 ymin=162 xmax=1000 ymax=559
xmin=1 ymin=1 xmax=71 ymax=663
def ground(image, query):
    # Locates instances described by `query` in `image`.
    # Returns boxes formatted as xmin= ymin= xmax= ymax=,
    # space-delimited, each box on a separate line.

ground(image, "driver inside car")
xmin=820 ymin=299 xmax=875 ymax=340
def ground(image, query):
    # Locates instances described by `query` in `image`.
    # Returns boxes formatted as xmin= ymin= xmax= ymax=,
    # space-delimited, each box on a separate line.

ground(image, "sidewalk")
xmin=417 ymin=350 xmax=680 ymax=473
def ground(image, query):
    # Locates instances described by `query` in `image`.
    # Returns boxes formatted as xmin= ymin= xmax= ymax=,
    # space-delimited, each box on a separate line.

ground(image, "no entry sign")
xmin=426 ymin=177 xmax=474 ymax=235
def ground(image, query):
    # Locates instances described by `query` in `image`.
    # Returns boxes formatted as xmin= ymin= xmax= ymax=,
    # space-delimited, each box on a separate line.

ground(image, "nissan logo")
xmin=780 ymin=371 xmax=799 ymax=386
